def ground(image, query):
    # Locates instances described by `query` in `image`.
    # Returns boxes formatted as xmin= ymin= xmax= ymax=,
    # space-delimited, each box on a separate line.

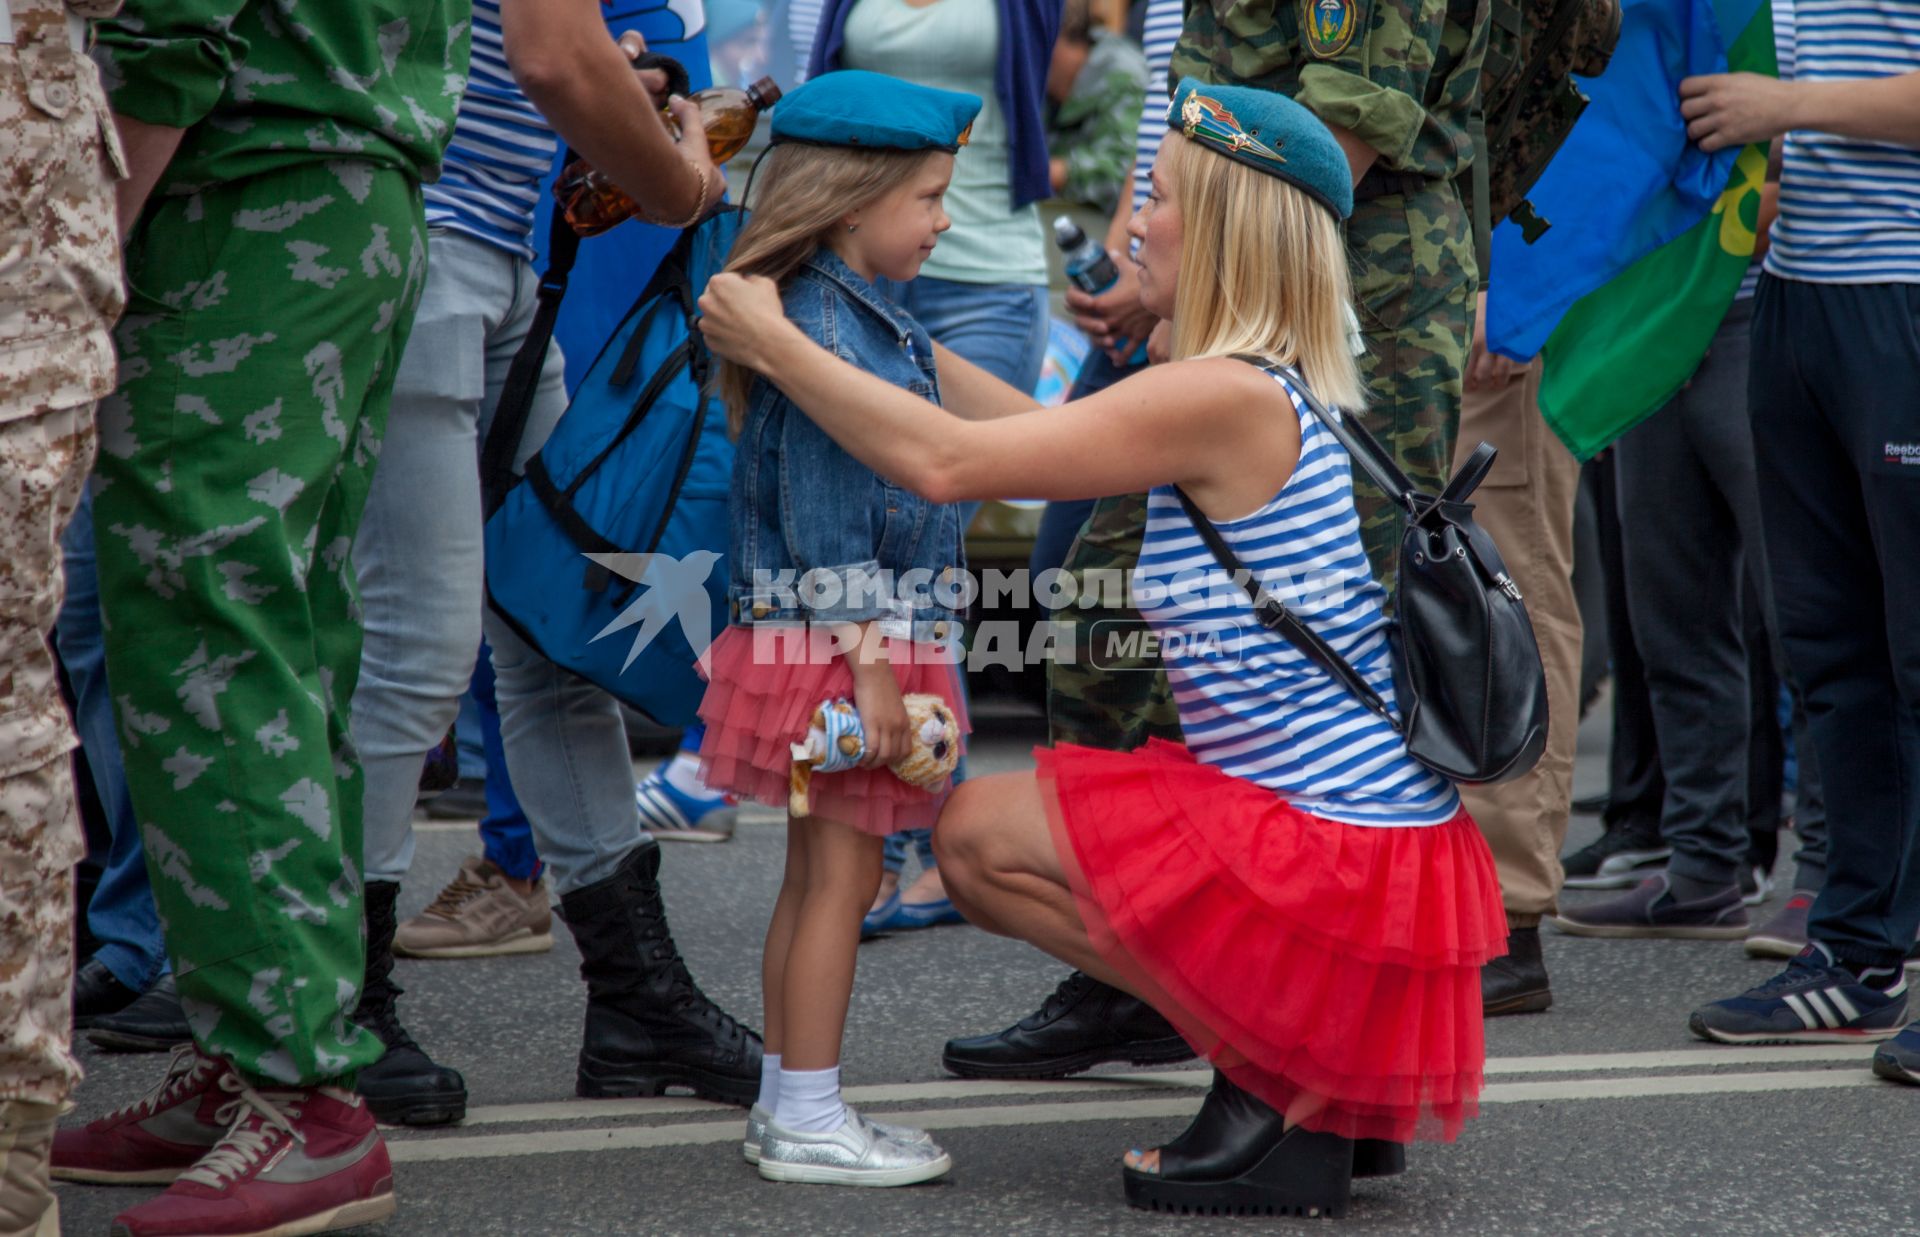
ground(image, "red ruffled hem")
xmin=1036 ymin=739 xmax=1508 ymax=1144
xmin=695 ymin=625 xmax=971 ymax=836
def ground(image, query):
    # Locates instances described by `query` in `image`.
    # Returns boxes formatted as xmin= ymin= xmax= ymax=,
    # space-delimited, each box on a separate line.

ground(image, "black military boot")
xmin=84 ymin=975 xmax=191 ymax=1052
xmin=1482 ymin=925 xmax=1553 ymax=1016
xmin=942 ymin=971 xmax=1196 ymax=1079
xmin=558 ymin=842 xmax=761 ymax=1105
xmin=353 ymin=880 xmax=469 ymax=1126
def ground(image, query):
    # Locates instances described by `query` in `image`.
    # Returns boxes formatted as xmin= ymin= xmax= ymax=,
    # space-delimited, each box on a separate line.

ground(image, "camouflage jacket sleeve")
xmin=1295 ymin=0 xmax=1448 ymax=169
xmin=91 ymin=0 xmax=248 ymax=128
xmin=1175 ymin=0 xmax=1448 ymax=172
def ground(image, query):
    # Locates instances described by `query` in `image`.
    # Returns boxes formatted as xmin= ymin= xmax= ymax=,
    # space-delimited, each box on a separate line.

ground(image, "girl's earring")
xmin=846 ymin=221 xmax=860 ymax=233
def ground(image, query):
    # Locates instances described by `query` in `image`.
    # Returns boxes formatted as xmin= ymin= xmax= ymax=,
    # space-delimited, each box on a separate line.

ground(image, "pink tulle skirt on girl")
xmin=695 ymin=624 xmax=971 ymax=836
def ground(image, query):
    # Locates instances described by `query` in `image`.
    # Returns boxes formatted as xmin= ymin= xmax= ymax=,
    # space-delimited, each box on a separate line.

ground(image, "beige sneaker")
xmin=394 ymin=856 xmax=554 ymax=958
xmin=1 ymin=1100 xmax=62 ymax=1236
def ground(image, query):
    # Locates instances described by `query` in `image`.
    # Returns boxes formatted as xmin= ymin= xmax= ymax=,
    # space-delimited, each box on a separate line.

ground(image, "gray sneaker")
xmin=743 ymin=1104 xmax=933 ymax=1165
xmin=1551 ymin=873 xmax=1750 ymax=939
xmin=1746 ymin=891 xmax=1815 ymax=959
xmin=757 ymin=1108 xmax=950 ymax=1186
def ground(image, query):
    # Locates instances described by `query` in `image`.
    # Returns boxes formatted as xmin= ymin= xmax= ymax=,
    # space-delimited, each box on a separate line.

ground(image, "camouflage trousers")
xmin=1043 ymin=189 xmax=1475 ymax=747
xmin=1348 ymin=183 xmax=1476 ymax=588
xmin=1046 ymin=491 xmax=1184 ymax=752
xmin=92 ymin=162 xmax=427 ymax=1086
xmin=0 ymin=403 xmax=94 ymax=1108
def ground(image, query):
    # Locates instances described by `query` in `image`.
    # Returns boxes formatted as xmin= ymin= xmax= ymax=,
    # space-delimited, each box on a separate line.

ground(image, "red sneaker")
xmin=53 ymin=1047 xmax=232 ymax=1184
xmin=109 ymin=1078 xmax=395 ymax=1237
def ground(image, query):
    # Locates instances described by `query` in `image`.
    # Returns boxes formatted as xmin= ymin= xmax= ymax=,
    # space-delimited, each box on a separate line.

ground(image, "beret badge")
xmin=1173 ymin=91 xmax=1289 ymax=169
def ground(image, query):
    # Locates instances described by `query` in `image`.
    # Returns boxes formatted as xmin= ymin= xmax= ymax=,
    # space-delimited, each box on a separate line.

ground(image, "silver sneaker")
xmin=756 ymin=1108 xmax=950 ymax=1186
xmin=743 ymin=1104 xmax=933 ymax=1166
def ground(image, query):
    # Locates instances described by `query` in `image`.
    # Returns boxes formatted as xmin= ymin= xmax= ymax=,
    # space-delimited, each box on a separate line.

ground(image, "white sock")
xmin=773 ymin=1065 xmax=846 ymax=1134
xmin=756 ymin=1053 xmax=781 ymax=1114
xmin=663 ymin=751 xmax=714 ymax=799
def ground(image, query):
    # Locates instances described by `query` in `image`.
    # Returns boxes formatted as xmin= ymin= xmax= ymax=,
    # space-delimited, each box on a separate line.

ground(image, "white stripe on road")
xmin=390 ymin=1069 xmax=1891 ymax=1164
xmin=1480 ymin=1045 xmax=1875 ymax=1074
xmin=455 ymin=1047 xmax=1880 ymax=1127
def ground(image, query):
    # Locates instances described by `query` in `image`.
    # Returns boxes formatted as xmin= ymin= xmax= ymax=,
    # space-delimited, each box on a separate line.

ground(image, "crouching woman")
xmin=697 ymin=78 xmax=1507 ymax=1217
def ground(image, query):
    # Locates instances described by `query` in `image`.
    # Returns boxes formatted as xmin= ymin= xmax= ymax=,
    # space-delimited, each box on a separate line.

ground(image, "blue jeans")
xmin=873 ymin=275 xmax=1050 ymax=876
xmin=354 ymin=231 xmax=649 ymax=897
xmin=469 ymin=642 xmax=540 ymax=882
xmin=54 ymin=487 xmax=167 ymax=991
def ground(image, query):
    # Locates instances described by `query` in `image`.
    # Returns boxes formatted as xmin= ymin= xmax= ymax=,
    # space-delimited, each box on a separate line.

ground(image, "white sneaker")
xmin=756 ymin=1108 xmax=950 ymax=1186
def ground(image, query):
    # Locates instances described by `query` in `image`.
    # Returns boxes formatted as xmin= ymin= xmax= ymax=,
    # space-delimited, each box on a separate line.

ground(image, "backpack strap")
xmin=1470 ymin=111 xmax=1492 ymax=284
xmin=1227 ymin=353 xmax=1427 ymax=517
xmin=480 ymin=166 xmax=583 ymax=517
xmin=1170 ymin=485 xmax=1401 ymax=733
xmin=1173 ymin=356 xmax=1419 ymax=730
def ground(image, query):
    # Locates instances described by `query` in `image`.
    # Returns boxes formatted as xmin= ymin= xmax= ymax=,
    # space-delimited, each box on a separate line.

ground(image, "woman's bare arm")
xmin=930 ymin=341 xmax=1043 ymax=421
xmin=697 ymin=274 xmax=1293 ymax=512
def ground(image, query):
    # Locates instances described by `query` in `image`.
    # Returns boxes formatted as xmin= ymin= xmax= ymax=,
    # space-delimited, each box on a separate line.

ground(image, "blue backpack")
xmin=481 ymin=203 xmax=749 ymax=726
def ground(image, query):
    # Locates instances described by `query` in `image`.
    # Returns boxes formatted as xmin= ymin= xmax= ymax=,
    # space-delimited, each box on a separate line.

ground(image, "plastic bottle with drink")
xmin=555 ymin=76 xmax=782 ymax=237
xmin=1052 ymin=215 xmax=1151 ymax=364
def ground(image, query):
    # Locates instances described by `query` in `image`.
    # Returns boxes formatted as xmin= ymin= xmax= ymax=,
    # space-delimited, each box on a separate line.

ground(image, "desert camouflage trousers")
xmin=0 ymin=404 xmax=93 ymax=1108
xmin=1044 ymin=183 xmax=1475 ymax=749
xmin=92 ymin=162 xmax=427 ymax=1086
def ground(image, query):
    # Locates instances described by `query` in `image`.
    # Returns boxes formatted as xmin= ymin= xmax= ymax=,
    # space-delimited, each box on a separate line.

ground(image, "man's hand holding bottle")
xmin=1065 ymin=256 xmax=1162 ymax=367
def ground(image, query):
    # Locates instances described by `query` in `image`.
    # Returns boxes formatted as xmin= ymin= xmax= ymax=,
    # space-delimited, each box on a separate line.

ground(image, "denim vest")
xmin=726 ymin=249 xmax=967 ymax=641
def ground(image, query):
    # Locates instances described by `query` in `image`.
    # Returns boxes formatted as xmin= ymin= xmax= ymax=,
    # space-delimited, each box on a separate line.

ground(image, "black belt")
xmin=1353 ymin=167 xmax=1432 ymax=202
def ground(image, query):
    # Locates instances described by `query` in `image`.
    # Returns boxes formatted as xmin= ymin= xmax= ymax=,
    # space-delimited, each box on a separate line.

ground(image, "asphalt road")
xmin=54 ymin=696 xmax=1920 ymax=1236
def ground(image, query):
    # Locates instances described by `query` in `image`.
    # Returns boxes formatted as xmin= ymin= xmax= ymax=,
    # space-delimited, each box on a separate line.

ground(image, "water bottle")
xmin=1053 ymin=216 xmax=1120 ymax=294
xmin=1053 ymin=216 xmax=1150 ymax=363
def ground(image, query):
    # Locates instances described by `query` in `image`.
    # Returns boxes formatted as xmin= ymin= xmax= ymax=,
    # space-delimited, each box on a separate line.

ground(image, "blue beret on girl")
xmin=1167 ymin=77 xmax=1355 ymax=220
xmin=771 ymin=69 xmax=983 ymax=155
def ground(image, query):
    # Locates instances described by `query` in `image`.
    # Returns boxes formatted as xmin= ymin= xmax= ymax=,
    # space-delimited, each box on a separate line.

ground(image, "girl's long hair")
xmin=1161 ymin=133 xmax=1366 ymax=410
xmin=715 ymin=143 xmax=939 ymax=435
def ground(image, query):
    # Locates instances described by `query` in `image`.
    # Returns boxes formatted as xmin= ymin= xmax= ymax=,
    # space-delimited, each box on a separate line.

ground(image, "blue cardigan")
xmin=808 ymin=0 xmax=1061 ymax=212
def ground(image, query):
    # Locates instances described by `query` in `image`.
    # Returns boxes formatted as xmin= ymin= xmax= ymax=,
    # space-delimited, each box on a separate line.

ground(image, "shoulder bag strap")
xmin=480 ymin=182 xmax=582 ymax=517
xmin=1227 ymin=353 xmax=1424 ymax=517
xmin=1169 ymin=485 xmax=1401 ymax=732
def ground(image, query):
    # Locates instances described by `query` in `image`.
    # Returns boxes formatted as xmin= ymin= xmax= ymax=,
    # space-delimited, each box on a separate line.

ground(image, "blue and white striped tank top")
xmin=1134 ymin=369 xmax=1462 ymax=828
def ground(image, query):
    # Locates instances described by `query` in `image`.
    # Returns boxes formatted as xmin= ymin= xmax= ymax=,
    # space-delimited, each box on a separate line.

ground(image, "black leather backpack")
xmin=1174 ymin=359 xmax=1550 ymax=785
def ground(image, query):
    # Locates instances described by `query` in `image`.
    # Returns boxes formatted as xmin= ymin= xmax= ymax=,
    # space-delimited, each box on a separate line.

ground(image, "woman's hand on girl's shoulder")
xmin=697 ymin=273 xmax=791 ymax=371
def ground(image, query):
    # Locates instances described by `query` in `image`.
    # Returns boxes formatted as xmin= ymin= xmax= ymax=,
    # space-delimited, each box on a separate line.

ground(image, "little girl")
xmin=695 ymin=69 xmax=981 ymax=1187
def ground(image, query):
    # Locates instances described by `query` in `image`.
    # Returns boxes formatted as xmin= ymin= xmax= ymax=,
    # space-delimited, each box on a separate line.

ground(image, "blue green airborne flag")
xmin=1535 ymin=7 xmax=1776 ymax=459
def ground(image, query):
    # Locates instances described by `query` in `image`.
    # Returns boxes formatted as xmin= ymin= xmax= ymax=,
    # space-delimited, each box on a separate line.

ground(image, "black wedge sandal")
xmin=1122 ymin=1071 xmax=1365 ymax=1218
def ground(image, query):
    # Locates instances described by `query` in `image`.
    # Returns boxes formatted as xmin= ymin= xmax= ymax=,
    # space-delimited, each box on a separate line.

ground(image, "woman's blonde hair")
xmin=715 ymin=142 xmax=941 ymax=434
xmin=1160 ymin=133 xmax=1365 ymax=410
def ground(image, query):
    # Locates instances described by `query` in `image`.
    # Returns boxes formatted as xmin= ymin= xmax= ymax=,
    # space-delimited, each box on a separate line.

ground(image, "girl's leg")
xmin=780 ymin=818 xmax=885 ymax=1071
xmin=932 ymin=772 xmax=1132 ymax=992
xmin=761 ymin=820 xmax=812 ymax=1058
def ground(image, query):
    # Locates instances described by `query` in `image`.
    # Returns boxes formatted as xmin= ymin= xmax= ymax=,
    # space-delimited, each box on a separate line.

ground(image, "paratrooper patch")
xmin=1303 ymin=0 xmax=1360 ymax=57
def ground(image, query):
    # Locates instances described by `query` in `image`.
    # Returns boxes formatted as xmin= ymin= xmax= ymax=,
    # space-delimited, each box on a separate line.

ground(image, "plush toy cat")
xmin=788 ymin=694 xmax=963 ymax=817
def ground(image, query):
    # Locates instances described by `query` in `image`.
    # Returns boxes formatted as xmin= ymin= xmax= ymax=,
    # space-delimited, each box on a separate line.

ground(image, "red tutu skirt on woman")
xmin=696 ymin=625 xmax=971 ymax=836
xmin=1035 ymin=738 xmax=1508 ymax=1144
